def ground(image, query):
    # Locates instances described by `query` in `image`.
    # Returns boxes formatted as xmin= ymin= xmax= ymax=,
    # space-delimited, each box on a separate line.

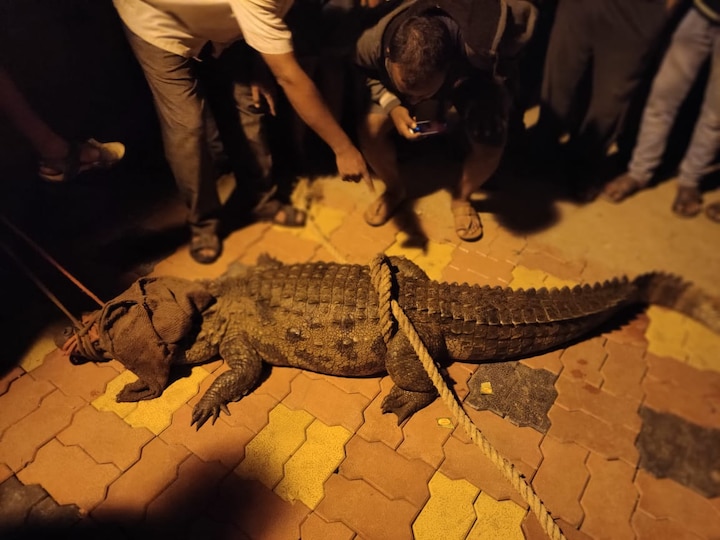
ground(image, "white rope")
xmin=369 ymin=254 xmax=566 ymax=540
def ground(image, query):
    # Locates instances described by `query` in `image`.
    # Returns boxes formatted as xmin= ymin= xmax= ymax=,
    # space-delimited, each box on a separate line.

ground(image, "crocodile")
xmin=61 ymin=255 xmax=720 ymax=429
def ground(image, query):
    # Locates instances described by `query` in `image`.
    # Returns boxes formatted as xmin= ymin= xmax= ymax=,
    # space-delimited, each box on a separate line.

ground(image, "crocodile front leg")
xmin=116 ymin=355 xmax=173 ymax=402
xmin=382 ymin=326 xmax=446 ymax=424
xmin=191 ymin=334 xmax=263 ymax=429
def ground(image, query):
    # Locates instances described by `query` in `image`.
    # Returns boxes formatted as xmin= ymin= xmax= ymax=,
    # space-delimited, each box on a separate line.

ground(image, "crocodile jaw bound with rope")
xmin=61 ymin=254 xmax=720 ymax=429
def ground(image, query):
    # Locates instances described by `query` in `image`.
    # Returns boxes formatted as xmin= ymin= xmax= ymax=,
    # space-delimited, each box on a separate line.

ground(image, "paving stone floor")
xmin=1 ymin=154 xmax=719 ymax=539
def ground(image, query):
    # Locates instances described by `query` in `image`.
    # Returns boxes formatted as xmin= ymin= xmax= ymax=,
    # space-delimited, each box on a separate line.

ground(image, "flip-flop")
xmin=38 ymin=138 xmax=125 ymax=183
xmin=602 ymin=173 xmax=644 ymax=203
xmin=452 ymin=202 xmax=483 ymax=242
xmin=705 ymin=201 xmax=720 ymax=223
xmin=671 ymin=186 xmax=703 ymax=218
xmin=364 ymin=190 xmax=406 ymax=227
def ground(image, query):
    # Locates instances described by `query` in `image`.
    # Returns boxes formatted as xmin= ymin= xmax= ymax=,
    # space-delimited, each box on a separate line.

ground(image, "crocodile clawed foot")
xmin=191 ymin=401 xmax=231 ymax=430
xmin=381 ymin=386 xmax=438 ymax=425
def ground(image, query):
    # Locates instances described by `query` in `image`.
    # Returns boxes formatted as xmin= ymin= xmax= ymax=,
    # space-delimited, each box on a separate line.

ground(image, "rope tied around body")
xmin=368 ymin=254 xmax=566 ymax=540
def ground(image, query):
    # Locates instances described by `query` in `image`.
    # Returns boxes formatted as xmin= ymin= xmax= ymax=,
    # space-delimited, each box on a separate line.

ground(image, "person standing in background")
xmin=112 ymin=0 xmax=371 ymax=264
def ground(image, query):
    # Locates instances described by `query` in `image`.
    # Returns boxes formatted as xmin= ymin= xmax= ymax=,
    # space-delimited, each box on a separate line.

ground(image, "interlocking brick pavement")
xmin=340 ymin=435 xmax=434 ymax=507
xmin=1 ymin=169 xmax=719 ymax=540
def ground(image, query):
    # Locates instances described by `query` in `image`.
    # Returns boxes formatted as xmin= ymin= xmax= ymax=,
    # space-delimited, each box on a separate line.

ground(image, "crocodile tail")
xmin=633 ymin=273 xmax=720 ymax=334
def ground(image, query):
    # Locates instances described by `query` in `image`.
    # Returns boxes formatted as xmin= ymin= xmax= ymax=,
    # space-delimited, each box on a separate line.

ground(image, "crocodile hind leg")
xmin=191 ymin=335 xmax=263 ymax=429
xmin=382 ymin=327 xmax=447 ymax=424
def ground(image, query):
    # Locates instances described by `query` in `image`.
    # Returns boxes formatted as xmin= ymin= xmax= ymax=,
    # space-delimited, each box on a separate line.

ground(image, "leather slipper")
xmin=39 ymin=138 xmax=125 ymax=183
xmin=452 ymin=202 xmax=483 ymax=242
xmin=671 ymin=186 xmax=703 ymax=218
xmin=602 ymin=173 xmax=644 ymax=203
xmin=190 ymin=222 xmax=222 ymax=265
xmin=364 ymin=190 xmax=407 ymax=227
xmin=705 ymin=201 xmax=720 ymax=223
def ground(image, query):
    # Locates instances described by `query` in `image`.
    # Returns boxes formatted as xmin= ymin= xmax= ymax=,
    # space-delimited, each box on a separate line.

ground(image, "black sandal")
xmin=189 ymin=222 xmax=222 ymax=264
xmin=671 ymin=186 xmax=703 ymax=218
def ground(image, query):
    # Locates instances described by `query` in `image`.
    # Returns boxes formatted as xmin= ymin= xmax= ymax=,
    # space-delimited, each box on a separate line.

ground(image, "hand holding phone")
xmin=410 ymin=120 xmax=446 ymax=137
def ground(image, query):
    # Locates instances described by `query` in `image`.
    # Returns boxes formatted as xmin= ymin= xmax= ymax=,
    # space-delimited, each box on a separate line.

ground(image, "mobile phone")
xmin=411 ymin=120 xmax=446 ymax=136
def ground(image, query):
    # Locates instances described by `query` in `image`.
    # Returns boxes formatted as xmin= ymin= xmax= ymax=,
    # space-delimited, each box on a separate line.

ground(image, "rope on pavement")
xmin=369 ymin=253 xmax=566 ymax=540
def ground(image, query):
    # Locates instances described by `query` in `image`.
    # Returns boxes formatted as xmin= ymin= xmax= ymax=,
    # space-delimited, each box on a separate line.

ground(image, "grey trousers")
xmin=628 ymin=8 xmax=720 ymax=189
xmin=123 ymin=27 xmax=272 ymax=227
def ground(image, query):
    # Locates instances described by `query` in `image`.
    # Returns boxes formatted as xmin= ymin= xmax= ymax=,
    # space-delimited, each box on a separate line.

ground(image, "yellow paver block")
xmin=286 ymin=177 xmax=346 ymax=247
xmin=19 ymin=324 xmax=64 ymax=372
xmin=509 ymin=265 xmax=578 ymax=291
xmin=290 ymin=175 xmax=312 ymax=209
xmin=288 ymin=204 xmax=347 ymax=247
xmin=386 ymin=232 xmax=455 ymax=281
xmin=413 ymin=471 xmax=480 ymax=540
xmin=466 ymin=492 xmax=526 ymax=540
xmin=646 ymin=306 xmax=720 ymax=373
xmin=235 ymin=403 xmax=314 ymax=489
xmin=275 ymin=419 xmax=352 ymax=509
xmin=92 ymin=370 xmax=139 ymax=418
xmin=92 ymin=367 xmax=210 ymax=434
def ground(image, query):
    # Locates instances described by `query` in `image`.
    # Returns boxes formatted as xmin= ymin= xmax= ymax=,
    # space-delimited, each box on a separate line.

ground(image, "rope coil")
xmin=369 ymin=255 xmax=566 ymax=540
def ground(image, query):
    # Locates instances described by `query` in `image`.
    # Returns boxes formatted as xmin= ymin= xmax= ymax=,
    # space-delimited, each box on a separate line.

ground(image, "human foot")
xmin=602 ymin=173 xmax=644 ymax=203
xmin=363 ymin=190 xmax=407 ymax=227
xmin=706 ymin=201 xmax=720 ymax=223
xmin=190 ymin=222 xmax=222 ymax=265
xmin=39 ymin=138 xmax=125 ymax=182
xmin=671 ymin=186 xmax=703 ymax=218
xmin=451 ymin=201 xmax=483 ymax=242
xmin=252 ymin=190 xmax=307 ymax=227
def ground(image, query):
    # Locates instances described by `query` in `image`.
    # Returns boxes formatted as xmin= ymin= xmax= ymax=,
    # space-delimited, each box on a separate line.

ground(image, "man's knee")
xmin=359 ymin=112 xmax=394 ymax=144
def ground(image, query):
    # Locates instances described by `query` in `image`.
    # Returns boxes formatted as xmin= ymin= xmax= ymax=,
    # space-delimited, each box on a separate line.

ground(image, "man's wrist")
xmin=331 ymin=139 xmax=356 ymax=155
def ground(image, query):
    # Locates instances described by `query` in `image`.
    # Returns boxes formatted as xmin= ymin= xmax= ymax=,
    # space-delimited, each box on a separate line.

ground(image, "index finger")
xmin=263 ymin=91 xmax=277 ymax=116
xmin=251 ymin=85 xmax=261 ymax=107
xmin=362 ymin=169 xmax=375 ymax=193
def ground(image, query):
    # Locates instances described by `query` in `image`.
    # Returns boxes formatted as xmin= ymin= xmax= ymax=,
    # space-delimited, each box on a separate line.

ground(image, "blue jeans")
xmin=123 ymin=27 xmax=272 ymax=227
xmin=629 ymin=8 xmax=720 ymax=189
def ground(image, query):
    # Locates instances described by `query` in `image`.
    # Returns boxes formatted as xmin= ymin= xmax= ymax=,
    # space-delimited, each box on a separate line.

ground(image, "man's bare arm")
xmin=261 ymin=51 xmax=373 ymax=191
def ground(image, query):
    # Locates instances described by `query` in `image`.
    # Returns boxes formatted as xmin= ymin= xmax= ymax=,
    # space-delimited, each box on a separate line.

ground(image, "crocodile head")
xmin=55 ymin=311 xmax=110 ymax=365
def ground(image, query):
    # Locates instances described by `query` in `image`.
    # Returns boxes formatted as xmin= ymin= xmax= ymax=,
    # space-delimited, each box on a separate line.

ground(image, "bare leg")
xmin=358 ymin=112 xmax=407 ymax=226
xmin=451 ymin=142 xmax=503 ymax=241
xmin=0 ymin=67 xmax=122 ymax=178
xmin=0 ymin=67 xmax=68 ymax=159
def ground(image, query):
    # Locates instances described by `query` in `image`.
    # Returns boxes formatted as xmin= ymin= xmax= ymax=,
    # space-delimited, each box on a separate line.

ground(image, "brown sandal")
xmin=602 ymin=173 xmax=644 ymax=203
xmin=363 ymin=190 xmax=407 ymax=227
xmin=452 ymin=202 xmax=483 ymax=242
xmin=671 ymin=186 xmax=703 ymax=218
xmin=38 ymin=138 xmax=125 ymax=183
xmin=252 ymin=185 xmax=307 ymax=227
xmin=190 ymin=221 xmax=221 ymax=264
xmin=705 ymin=201 xmax=720 ymax=223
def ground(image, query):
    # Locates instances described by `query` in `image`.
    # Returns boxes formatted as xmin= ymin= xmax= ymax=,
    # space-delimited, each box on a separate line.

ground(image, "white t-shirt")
xmin=113 ymin=0 xmax=295 ymax=58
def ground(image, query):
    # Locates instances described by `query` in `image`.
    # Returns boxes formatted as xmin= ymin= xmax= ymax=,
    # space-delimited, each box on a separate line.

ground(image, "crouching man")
xmin=354 ymin=0 xmax=536 ymax=241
